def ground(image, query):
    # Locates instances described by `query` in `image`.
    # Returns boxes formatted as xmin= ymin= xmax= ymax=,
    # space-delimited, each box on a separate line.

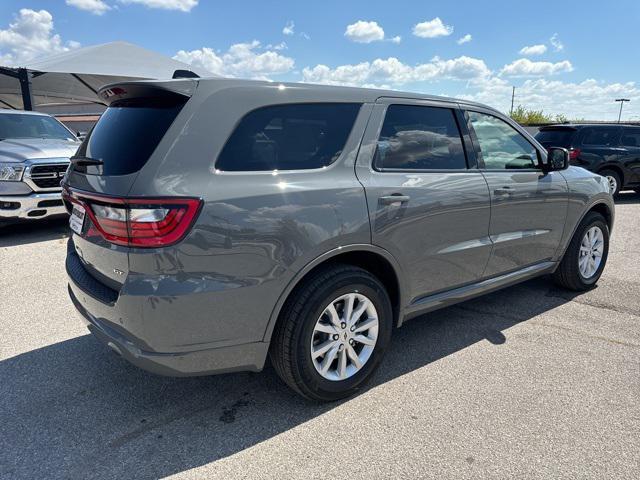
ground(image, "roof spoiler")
xmin=98 ymin=81 xmax=194 ymax=106
xmin=172 ymin=69 xmax=200 ymax=79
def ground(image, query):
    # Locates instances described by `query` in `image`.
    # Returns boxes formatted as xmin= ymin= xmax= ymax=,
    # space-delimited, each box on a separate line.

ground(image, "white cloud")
xmin=550 ymin=33 xmax=564 ymax=51
xmin=174 ymin=40 xmax=294 ymax=80
xmin=344 ymin=20 xmax=385 ymax=43
xmin=519 ymin=44 xmax=547 ymax=56
xmin=459 ymin=76 xmax=640 ymax=120
xmin=299 ymin=32 xmax=310 ymax=40
xmin=282 ymin=21 xmax=294 ymax=36
xmin=457 ymin=34 xmax=472 ymax=45
xmin=0 ymin=9 xmax=80 ymax=65
xmin=500 ymin=58 xmax=573 ymax=77
xmin=118 ymin=0 xmax=197 ymax=12
xmin=302 ymin=55 xmax=490 ymax=87
xmin=412 ymin=18 xmax=453 ymax=38
xmin=66 ymin=0 xmax=111 ymax=15
xmin=390 ymin=35 xmax=402 ymax=44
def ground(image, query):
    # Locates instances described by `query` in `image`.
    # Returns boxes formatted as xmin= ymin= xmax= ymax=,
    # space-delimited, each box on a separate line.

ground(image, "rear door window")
xmin=77 ymin=100 xmax=185 ymax=176
xmin=216 ymin=103 xmax=361 ymax=171
xmin=580 ymin=127 xmax=621 ymax=146
xmin=374 ymin=104 xmax=467 ymax=170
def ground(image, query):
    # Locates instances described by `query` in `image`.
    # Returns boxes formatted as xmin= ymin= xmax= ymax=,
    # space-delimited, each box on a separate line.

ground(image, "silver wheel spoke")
xmin=346 ymin=345 xmax=362 ymax=369
xmin=312 ymin=339 xmax=337 ymax=359
xmin=348 ymin=301 xmax=368 ymax=327
xmin=314 ymin=322 xmax=338 ymax=335
xmin=354 ymin=334 xmax=375 ymax=346
xmin=343 ymin=294 xmax=355 ymax=325
xmin=354 ymin=317 xmax=377 ymax=333
xmin=337 ymin=349 xmax=347 ymax=379
xmin=320 ymin=344 xmax=339 ymax=374
xmin=326 ymin=303 xmax=341 ymax=328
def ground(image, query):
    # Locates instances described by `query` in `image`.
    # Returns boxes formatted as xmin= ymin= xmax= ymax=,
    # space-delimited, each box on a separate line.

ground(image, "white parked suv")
xmin=0 ymin=109 xmax=80 ymax=224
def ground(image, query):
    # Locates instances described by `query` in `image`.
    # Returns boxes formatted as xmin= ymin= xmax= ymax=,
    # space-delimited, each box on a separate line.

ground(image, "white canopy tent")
xmin=0 ymin=41 xmax=212 ymax=110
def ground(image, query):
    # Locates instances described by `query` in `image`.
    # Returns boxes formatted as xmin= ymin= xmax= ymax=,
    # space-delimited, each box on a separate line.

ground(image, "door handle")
xmin=379 ymin=194 xmax=410 ymax=205
xmin=494 ymin=187 xmax=513 ymax=196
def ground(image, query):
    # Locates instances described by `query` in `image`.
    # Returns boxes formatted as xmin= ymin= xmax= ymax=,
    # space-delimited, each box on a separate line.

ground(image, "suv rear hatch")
xmin=63 ymin=80 xmax=199 ymax=293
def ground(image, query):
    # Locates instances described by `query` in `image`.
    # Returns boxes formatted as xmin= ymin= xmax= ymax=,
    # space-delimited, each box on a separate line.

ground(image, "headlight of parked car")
xmin=0 ymin=164 xmax=25 ymax=181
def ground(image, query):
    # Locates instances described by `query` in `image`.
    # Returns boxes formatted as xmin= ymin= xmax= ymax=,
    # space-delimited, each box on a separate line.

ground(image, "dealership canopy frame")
xmin=0 ymin=41 xmax=213 ymax=110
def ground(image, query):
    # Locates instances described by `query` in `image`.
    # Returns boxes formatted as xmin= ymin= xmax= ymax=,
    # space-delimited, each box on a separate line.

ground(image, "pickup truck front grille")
xmin=29 ymin=164 xmax=69 ymax=189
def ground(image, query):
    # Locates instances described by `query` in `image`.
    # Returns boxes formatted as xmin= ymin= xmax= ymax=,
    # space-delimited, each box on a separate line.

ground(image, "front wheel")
xmin=553 ymin=211 xmax=609 ymax=291
xmin=600 ymin=169 xmax=621 ymax=196
xmin=270 ymin=264 xmax=393 ymax=402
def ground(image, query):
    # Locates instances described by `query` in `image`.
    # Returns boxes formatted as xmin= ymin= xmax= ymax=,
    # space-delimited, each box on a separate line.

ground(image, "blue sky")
xmin=1 ymin=0 xmax=638 ymax=120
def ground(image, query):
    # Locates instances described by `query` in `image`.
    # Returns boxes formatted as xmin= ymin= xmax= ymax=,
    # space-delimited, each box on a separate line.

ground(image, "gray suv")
xmin=63 ymin=78 xmax=614 ymax=401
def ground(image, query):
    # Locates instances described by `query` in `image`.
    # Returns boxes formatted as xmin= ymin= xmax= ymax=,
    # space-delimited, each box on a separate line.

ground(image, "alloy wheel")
xmin=578 ymin=226 xmax=604 ymax=279
xmin=310 ymin=292 xmax=379 ymax=381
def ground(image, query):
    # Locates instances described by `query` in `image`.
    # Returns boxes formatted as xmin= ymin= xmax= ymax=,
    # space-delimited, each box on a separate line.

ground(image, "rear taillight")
xmin=63 ymin=187 xmax=201 ymax=247
xmin=569 ymin=148 xmax=581 ymax=160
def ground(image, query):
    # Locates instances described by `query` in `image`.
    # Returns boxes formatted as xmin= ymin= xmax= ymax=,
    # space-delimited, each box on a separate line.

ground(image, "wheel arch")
xmin=596 ymin=164 xmax=626 ymax=186
xmin=262 ymin=245 xmax=406 ymax=344
xmin=557 ymin=199 xmax=614 ymax=261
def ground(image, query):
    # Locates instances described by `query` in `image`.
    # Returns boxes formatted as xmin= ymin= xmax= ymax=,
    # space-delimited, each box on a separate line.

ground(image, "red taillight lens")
xmin=569 ymin=148 xmax=581 ymax=160
xmin=63 ymin=187 xmax=201 ymax=248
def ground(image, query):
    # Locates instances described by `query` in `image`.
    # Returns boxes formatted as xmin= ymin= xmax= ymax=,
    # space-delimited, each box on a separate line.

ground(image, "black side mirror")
xmin=545 ymin=147 xmax=569 ymax=171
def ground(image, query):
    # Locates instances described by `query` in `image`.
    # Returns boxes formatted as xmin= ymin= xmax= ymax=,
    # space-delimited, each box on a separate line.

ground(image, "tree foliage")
xmin=510 ymin=105 xmax=568 ymax=125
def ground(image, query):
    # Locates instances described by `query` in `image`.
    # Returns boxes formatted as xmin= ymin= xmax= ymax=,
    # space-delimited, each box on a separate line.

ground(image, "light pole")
xmin=615 ymin=98 xmax=630 ymax=123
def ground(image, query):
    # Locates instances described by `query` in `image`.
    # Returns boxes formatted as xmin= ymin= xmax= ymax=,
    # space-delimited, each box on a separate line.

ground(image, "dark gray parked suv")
xmin=63 ymin=78 xmax=614 ymax=401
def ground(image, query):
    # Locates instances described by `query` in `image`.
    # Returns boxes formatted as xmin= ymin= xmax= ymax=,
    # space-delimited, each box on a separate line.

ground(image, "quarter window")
xmin=374 ymin=104 xmax=467 ymax=170
xmin=468 ymin=111 xmax=538 ymax=170
xmin=581 ymin=127 xmax=621 ymax=146
xmin=216 ymin=103 xmax=361 ymax=171
xmin=621 ymin=128 xmax=640 ymax=147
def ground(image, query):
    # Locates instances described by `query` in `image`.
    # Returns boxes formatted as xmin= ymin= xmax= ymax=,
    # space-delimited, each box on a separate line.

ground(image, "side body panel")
xmin=355 ymin=99 xmax=492 ymax=304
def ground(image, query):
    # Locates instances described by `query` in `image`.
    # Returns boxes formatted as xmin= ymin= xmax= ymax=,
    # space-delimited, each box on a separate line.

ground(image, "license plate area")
xmin=69 ymin=203 xmax=86 ymax=234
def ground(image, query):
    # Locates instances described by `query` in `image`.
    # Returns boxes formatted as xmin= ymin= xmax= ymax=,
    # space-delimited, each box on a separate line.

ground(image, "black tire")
xmin=599 ymin=169 xmax=621 ymax=196
xmin=270 ymin=264 xmax=393 ymax=402
xmin=553 ymin=211 xmax=609 ymax=291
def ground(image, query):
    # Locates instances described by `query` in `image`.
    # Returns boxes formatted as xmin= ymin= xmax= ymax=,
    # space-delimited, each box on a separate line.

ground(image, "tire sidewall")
xmin=292 ymin=271 xmax=393 ymax=400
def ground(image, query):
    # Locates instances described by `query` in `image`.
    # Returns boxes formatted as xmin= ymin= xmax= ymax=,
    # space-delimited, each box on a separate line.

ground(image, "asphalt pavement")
xmin=1 ymin=193 xmax=639 ymax=479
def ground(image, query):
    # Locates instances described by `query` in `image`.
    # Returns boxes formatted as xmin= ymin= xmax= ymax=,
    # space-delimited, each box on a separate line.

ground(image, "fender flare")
xmin=262 ymin=243 xmax=407 ymax=343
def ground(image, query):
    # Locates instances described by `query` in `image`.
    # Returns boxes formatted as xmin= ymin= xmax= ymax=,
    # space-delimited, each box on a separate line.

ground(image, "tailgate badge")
xmin=113 ymin=268 xmax=125 ymax=276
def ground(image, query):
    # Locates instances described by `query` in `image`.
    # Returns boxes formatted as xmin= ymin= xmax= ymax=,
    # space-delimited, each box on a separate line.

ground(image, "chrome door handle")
xmin=494 ymin=187 xmax=513 ymax=196
xmin=379 ymin=194 xmax=410 ymax=205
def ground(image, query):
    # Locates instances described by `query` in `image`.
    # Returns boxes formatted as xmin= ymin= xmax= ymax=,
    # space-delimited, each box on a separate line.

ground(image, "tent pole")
xmin=17 ymin=68 xmax=34 ymax=111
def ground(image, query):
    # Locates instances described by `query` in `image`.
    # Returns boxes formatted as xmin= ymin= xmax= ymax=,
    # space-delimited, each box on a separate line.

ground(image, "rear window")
xmin=216 ymin=103 xmax=361 ymax=171
xmin=535 ymin=128 xmax=576 ymax=147
xmin=77 ymin=100 xmax=184 ymax=175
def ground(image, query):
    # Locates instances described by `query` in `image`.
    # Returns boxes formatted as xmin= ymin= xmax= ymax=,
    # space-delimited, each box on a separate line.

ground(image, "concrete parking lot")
xmin=1 ymin=194 xmax=639 ymax=480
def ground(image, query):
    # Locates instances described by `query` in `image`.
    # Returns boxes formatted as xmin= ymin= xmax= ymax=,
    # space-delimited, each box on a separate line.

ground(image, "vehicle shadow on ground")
xmin=0 ymin=276 xmax=582 ymax=479
xmin=0 ymin=216 xmax=68 ymax=247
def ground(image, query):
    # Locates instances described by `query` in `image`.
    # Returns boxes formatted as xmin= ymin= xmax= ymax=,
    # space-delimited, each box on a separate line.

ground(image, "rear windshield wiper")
xmin=70 ymin=155 xmax=103 ymax=167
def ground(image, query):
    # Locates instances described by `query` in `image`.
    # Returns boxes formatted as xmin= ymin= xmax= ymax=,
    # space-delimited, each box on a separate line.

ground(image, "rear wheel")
xmin=553 ymin=211 xmax=609 ymax=291
xmin=270 ymin=264 xmax=393 ymax=402
xmin=600 ymin=169 xmax=621 ymax=196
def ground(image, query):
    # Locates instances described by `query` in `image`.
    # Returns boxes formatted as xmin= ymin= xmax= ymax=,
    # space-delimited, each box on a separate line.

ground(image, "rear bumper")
xmin=0 ymin=191 xmax=66 ymax=219
xmin=68 ymin=283 xmax=269 ymax=376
